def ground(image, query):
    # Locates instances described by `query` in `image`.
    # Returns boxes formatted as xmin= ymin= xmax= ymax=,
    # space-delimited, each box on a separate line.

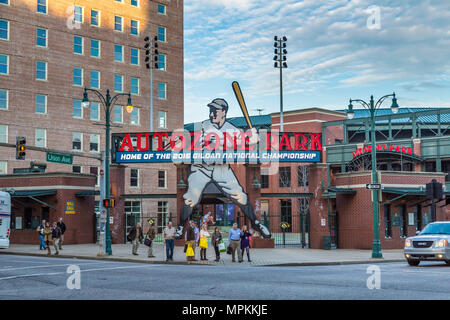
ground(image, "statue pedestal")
xmin=250 ymin=238 xmax=274 ymax=248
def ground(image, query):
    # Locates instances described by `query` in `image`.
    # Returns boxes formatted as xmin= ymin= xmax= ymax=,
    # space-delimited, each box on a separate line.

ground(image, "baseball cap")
xmin=207 ymin=98 xmax=228 ymax=112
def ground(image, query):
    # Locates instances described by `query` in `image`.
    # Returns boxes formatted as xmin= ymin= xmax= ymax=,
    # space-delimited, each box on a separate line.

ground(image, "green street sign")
xmin=46 ymin=152 xmax=73 ymax=165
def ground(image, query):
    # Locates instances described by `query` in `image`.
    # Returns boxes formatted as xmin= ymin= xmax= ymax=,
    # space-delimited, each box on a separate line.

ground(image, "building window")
xmin=72 ymin=165 xmax=82 ymax=173
xmin=114 ymin=44 xmax=123 ymax=62
xmin=114 ymin=74 xmax=123 ymax=92
xmin=280 ymin=199 xmax=292 ymax=232
xmin=90 ymin=134 xmax=99 ymax=152
xmin=157 ymin=3 xmax=166 ymax=15
xmin=73 ymin=67 xmax=83 ymax=86
xmin=130 ymin=108 xmax=139 ymax=125
xmin=35 ymin=94 xmax=47 ymax=114
xmin=0 ymin=20 xmax=9 ymax=40
xmin=130 ymin=77 xmax=139 ymax=95
xmin=0 ymin=125 xmax=7 ymax=143
xmin=90 ymin=167 xmax=99 ymax=186
xmin=157 ymin=201 xmax=169 ymax=233
xmin=158 ymin=82 xmax=167 ymax=99
xmin=90 ymin=101 xmax=100 ymax=121
xmin=90 ymin=70 xmax=100 ymax=89
xmin=72 ymin=99 xmax=82 ymax=119
xmin=36 ymin=28 xmax=47 ymax=47
xmin=91 ymin=9 xmax=100 ymax=26
xmin=260 ymin=170 xmax=269 ymax=189
xmin=157 ymin=26 xmax=166 ymax=42
xmin=158 ymin=54 xmax=166 ymax=70
xmin=384 ymin=205 xmax=392 ymax=238
xmin=37 ymin=0 xmax=47 ymax=14
xmin=158 ymin=111 xmax=167 ymax=129
xmin=113 ymin=105 xmax=123 ymax=123
xmin=74 ymin=36 xmax=83 ymax=54
xmin=279 ymin=167 xmax=291 ymax=188
xmin=0 ymin=89 xmax=8 ymax=110
xmin=130 ymin=168 xmax=139 ymax=187
xmin=125 ymin=201 xmax=141 ymax=236
xmin=442 ymin=160 xmax=450 ymax=182
xmin=0 ymin=54 xmax=7 ymax=75
xmin=72 ymin=132 xmax=82 ymax=150
xmin=131 ymin=0 xmax=138 ymax=7
xmin=297 ymin=166 xmax=309 ymax=187
xmin=74 ymin=6 xmax=83 ymax=23
xmin=35 ymin=128 xmax=46 ymax=147
xmin=0 ymin=161 xmax=7 ymax=175
xmin=0 ymin=0 xmax=9 ymax=5
xmin=130 ymin=19 xmax=139 ymax=35
xmin=130 ymin=48 xmax=139 ymax=65
xmin=400 ymin=205 xmax=407 ymax=238
xmin=90 ymin=39 xmax=100 ymax=58
xmin=35 ymin=60 xmax=47 ymax=80
xmin=158 ymin=170 xmax=166 ymax=188
xmin=114 ymin=16 xmax=123 ymax=32
xmin=424 ymin=161 xmax=436 ymax=173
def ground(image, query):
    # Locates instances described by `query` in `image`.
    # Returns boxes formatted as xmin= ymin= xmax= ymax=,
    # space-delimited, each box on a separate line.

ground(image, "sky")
xmin=183 ymin=0 xmax=450 ymax=124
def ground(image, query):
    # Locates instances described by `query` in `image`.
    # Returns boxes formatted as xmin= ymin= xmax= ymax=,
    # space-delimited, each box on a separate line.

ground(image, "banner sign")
xmin=65 ymin=200 xmax=75 ymax=214
xmin=352 ymin=143 xmax=414 ymax=158
xmin=112 ymin=131 xmax=322 ymax=164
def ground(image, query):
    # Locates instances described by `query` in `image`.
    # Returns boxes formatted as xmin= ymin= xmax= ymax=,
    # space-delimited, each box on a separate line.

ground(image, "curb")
xmin=0 ymin=251 xmax=406 ymax=267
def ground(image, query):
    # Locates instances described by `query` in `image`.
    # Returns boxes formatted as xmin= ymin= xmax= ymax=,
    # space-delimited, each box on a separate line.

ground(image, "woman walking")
xmin=43 ymin=222 xmax=52 ymax=255
xmin=199 ymin=224 xmax=210 ymax=261
xmin=211 ymin=227 xmax=222 ymax=262
xmin=240 ymin=225 xmax=252 ymax=262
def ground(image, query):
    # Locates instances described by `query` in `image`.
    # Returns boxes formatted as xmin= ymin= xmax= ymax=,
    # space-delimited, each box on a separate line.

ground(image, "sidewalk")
xmin=0 ymin=243 xmax=406 ymax=266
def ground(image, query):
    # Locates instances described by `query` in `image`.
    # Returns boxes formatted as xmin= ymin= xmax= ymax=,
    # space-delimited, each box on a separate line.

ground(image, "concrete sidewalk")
xmin=0 ymin=243 xmax=406 ymax=266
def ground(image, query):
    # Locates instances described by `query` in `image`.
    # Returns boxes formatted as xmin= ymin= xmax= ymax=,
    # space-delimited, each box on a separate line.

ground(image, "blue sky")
xmin=183 ymin=0 xmax=450 ymax=124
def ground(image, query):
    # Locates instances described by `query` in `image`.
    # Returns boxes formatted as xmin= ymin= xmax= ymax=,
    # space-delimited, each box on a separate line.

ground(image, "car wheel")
xmin=407 ymin=259 xmax=420 ymax=266
xmin=445 ymin=260 xmax=450 ymax=266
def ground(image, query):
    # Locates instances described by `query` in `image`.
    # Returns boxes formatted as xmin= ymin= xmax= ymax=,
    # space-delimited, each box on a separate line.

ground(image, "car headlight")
xmin=405 ymin=239 xmax=412 ymax=247
xmin=435 ymin=239 xmax=448 ymax=248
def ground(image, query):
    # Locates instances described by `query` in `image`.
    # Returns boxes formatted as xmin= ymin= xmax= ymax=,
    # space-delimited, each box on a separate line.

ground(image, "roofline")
xmin=0 ymin=172 xmax=96 ymax=179
xmin=271 ymin=107 xmax=347 ymax=118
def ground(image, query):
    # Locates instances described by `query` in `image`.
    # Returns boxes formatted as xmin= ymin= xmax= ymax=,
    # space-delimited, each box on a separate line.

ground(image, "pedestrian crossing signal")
xmin=103 ymin=198 xmax=115 ymax=208
xmin=16 ymin=136 xmax=26 ymax=160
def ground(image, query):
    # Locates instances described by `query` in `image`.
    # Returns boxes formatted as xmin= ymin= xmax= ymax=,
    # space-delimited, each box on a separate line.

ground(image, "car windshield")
xmin=420 ymin=223 xmax=450 ymax=235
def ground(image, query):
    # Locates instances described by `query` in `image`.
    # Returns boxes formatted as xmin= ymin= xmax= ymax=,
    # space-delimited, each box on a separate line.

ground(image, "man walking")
xmin=228 ymin=223 xmax=243 ymax=263
xmin=186 ymin=220 xmax=197 ymax=261
xmin=147 ymin=221 xmax=156 ymax=258
xmin=51 ymin=222 xmax=62 ymax=255
xmin=128 ymin=223 xmax=143 ymax=256
xmin=57 ymin=217 xmax=66 ymax=250
xmin=163 ymin=221 xmax=175 ymax=261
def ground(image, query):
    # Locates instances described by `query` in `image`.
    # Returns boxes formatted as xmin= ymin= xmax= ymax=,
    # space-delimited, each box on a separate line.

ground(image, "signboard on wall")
xmin=65 ymin=200 xmax=75 ymax=214
xmin=352 ymin=144 xmax=416 ymax=158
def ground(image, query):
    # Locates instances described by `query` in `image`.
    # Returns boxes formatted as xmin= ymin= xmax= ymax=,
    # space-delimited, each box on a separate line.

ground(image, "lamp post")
xmin=346 ymin=93 xmax=399 ymax=259
xmin=273 ymin=36 xmax=288 ymax=132
xmin=82 ymin=88 xmax=133 ymax=255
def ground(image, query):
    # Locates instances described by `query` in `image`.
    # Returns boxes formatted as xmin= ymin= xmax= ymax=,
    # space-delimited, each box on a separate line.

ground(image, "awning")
xmin=11 ymin=189 xmax=57 ymax=210
xmin=328 ymin=187 xmax=356 ymax=194
xmin=382 ymin=187 xmax=450 ymax=196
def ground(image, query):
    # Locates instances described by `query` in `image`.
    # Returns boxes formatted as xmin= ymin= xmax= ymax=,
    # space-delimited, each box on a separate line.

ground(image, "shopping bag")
xmin=218 ymin=240 xmax=226 ymax=253
xmin=186 ymin=244 xmax=194 ymax=257
xmin=199 ymin=236 xmax=208 ymax=249
xmin=183 ymin=243 xmax=188 ymax=253
xmin=144 ymin=237 xmax=152 ymax=247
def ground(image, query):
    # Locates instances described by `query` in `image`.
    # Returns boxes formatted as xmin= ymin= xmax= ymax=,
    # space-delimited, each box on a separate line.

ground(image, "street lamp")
xmin=273 ymin=36 xmax=288 ymax=132
xmin=82 ymin=88 xmax=133 ymax=255
xmin=346 ymin=93 xmax=399 ymax=259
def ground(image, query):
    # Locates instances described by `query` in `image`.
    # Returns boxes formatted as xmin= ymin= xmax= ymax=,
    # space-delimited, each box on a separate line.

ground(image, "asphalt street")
xmin=0 ymin=254 xmax=449 ymax=300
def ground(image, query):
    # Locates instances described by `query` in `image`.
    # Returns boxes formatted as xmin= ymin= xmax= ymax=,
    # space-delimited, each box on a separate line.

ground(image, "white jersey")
xmin=200 ymin=120 xmax=243 ymax=151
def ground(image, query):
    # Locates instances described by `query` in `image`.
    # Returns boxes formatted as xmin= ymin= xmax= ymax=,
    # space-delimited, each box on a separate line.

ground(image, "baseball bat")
xmin=232 ymin=81 xmax=252 ymax=129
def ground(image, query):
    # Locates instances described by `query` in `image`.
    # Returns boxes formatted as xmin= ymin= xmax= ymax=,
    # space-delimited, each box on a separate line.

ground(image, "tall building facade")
xmin=0 ymin=0 xmax=184 ymax=239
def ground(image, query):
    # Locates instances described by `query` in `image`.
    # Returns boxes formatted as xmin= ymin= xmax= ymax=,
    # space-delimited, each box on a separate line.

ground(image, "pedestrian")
xmin=43 ymin=222 xmax=52 ymax=255
xmin=57 ymin=217 xmax=66 ymax=250
xmin=185 ymin=220 xmax=197 ymax=261
xmin=163 ymin=221 xmax=175 ymax=261
xmin=211 ymin=227 xmax=222 ymax=262
xmin=228 ymin=223 xmax=243 ymax=263
xmin=51 ymin=222 xmax=62 ymax=255
xmin=37 ymin=219 xmax=46 ymax=250
xmin=240 ymin=225 xmax=252 ymax=262
xmin=147 ymin=221 xmax=156 ymax=258
xmin=199 ymin=223 xmax=210 ymax=261
xmin=128 ymin=223 xmax=143 ymax=255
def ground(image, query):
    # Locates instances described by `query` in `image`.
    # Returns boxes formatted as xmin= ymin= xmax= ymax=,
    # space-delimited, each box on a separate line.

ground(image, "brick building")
xmin=0 ymin=0 xmax=184 ymax=241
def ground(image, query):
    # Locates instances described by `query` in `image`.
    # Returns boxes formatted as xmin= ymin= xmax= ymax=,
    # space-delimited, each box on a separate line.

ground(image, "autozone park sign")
xmin=352 ymin=143 xmax=415 ymax=158
xmin=113 ymin=131 xmax=323 ymax=164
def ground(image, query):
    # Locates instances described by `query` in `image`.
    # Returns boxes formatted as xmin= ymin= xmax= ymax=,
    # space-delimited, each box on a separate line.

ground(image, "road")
xmin=0 ymin=254 xmax=449 ymax=300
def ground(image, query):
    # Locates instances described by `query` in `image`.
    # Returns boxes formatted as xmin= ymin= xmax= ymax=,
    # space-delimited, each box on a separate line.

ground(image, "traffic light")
xmin=103 ymin=198 xmax=115 ymax=208
xmin=16 ymin=136 xmax=26 ymax=160
xmin=426 ymin=179 xmax=443 ymax=200
xmin=144 ymin=36 xmax=159 ymax=69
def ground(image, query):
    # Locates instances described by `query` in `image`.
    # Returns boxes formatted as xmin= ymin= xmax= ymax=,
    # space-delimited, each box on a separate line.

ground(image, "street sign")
xmin=366 ymin=184 xmax=382 ymax=190
xmin=46 ymin=152 xmax=73 ymax=165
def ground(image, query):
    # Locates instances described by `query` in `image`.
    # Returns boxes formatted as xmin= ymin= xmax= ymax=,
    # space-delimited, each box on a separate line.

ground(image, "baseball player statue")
xmin=179 ymin=98 xmax=271 ymax=238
